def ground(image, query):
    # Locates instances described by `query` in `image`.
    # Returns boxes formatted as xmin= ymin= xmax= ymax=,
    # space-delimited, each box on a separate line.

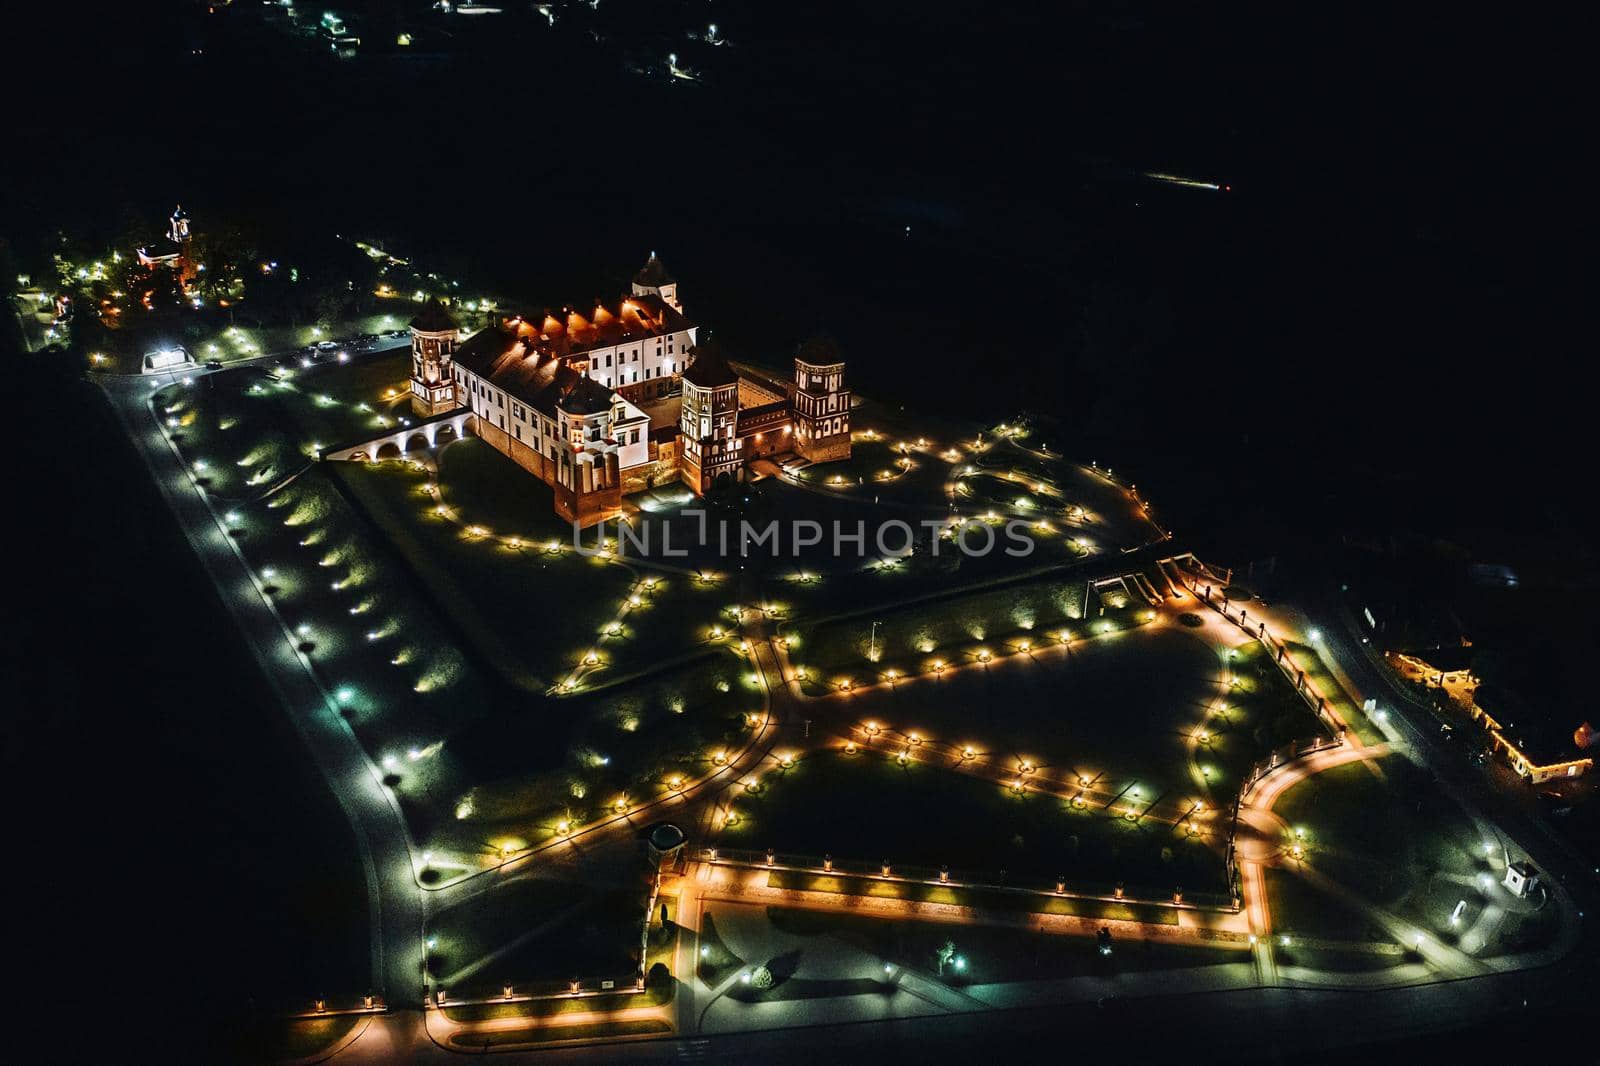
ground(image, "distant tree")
xmin=0 ymin=238 xmax=19 ymax=299
xmin=314 ymin=285 xmax=350 ymax=328
xmin=187 ymin=223 xmax=256 ymax=300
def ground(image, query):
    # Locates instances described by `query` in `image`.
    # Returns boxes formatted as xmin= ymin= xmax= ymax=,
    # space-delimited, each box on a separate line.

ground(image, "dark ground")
xmin=3 ymin=359 xmax=370 ymax=1060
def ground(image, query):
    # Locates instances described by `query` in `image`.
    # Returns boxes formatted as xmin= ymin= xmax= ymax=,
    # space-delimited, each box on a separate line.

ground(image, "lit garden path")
xmin=770 ymin=423 xmax=1164 ymax=556
xmin=664 ymin=862 xmax=1258 ymax=1037
xmin=101 ymin=370 xmax=434 ymax=1010
xmin=826 ymin=720 xmax=1218 ymax=834
xmin=415 ymin=544 xmax=789 ymax=914
xmin=1232 ymin=740 xmax=1391 ymax=984
xmin=686 ymin=862 xmax=1251 ymax=946
xmin=398 ymin=448 xmax=723 ymax=696
xmin=762 ymin=605 xmax=1238 ymax=832
xmin=418 ymin=656 xmax=776 ymax=910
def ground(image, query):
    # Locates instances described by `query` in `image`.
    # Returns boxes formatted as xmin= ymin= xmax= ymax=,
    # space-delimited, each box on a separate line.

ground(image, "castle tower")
xmin=409 ymin=300 xmax=462 ymax=417
xmin=679 ymin=341 xmax=742 ymax=495
xmin=631 ymin=251 xmax=681 ymax=312
xmin=791 ymin=336 xmax=851 ymax=463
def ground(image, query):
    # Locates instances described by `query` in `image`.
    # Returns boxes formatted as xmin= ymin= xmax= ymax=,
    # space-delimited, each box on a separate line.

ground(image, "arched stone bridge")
xmin=320 ymin=410 xmax=477 ymax=463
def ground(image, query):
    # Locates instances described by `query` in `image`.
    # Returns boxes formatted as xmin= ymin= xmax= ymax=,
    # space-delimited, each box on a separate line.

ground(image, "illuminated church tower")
xmin=167 ymin=205 xmax=191 ymax=244
xmin=409 ymin=300 xmax=461 ymax=417
xmin=791 ymin=336 xmax=851 ymax=463
xmin=631 ymin=251 xmax=681 ymax=312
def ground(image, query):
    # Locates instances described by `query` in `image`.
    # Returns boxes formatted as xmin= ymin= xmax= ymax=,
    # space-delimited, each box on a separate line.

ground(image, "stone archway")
xmin=436 ymin=424 xmax=459 ymax=446
xmin=376 ymin=441 xmax=403 ymax=461
xmin=405 ymin=433 xmax=430 ymax=453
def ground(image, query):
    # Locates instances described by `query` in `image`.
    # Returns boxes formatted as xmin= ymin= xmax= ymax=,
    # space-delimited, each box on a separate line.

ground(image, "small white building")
xmin=1502 ymin=860 xmax=1539 ymax=899
xmin=142 ymin=345 xmax=194 ymax=374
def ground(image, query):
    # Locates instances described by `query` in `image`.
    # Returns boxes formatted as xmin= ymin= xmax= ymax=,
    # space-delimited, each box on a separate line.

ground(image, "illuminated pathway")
xmin=100 ymin=369 xmax=430 ymax=1010
xmin=98 ymin=369 xmax=1597 ymax=1060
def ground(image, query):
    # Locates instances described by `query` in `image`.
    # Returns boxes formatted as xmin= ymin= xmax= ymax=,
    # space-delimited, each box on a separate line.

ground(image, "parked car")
xmin=205 ymin=359 xmax=224 ymax=369
xmin=384 ymin=328 xmax=408 ymax=339
xmin=316 ymin=339 xmax=339 ymax=351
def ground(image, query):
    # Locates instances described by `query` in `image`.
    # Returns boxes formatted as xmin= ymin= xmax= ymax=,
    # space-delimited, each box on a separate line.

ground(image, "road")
xmin=1301 ymin=587 xmax=1598 ymax=901
xmin=99 ymin=364 xmax=430 ymax=1011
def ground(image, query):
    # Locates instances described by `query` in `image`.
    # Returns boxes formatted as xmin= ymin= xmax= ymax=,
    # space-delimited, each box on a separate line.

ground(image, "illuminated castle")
xmin=408 ymin=254 xmax=851 ymax=525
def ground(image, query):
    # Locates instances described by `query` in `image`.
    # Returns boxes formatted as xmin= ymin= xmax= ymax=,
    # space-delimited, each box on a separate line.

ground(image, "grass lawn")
xmin=1481 ymin=899 xmax=1562 ymax=957
xmin=796 ymin=613 xmax=1300 ymax=805
xmin=742 ymin=486 xmax=1094 ymax=624
xmin=719 ymin=749 xmax=1228 ymax=900
xmin=1264 ymin=867 xmax=1382 ymax=944
xmin=250 ymin=1015 xmax=362 ymax=1062
xmin=207 ymin=458 xmax=751 ymax=862
xmin=188 ymin=413 xmax=757 ymax=862
xmin=950 ymin=467 xmax=1069 ymax=518
xmin=154 ymin=371 xmax=311 ymax=500
xmin=435 ymin=437 xmax=573 ymax=541
xmin=428 ymin=878 xmax=592 ymax=977
xmin=152 ymin=349 xmax=416 ymax=499
xmin=791 ymin=571 xmax=1088 ymax=680
xmin=435 ymin=655 xmax=759 ymax=855
xmin=1203 ymin=639 xmax=1337 ymax=786
xmin=1274 ymin=759 xmax=1485 ymax=905
xmin=216 ymin=466 xmax=502 ymax=844
xmin=428 ymin=880 xmax=649 ymax=999
xmin=331 ymin=445 xmax=729 ymax=692
xmin=1277 ymin=944 xmax=1409 ymax=972
xmin=989 ymin=437 xmax=1163 ymax=547
xmin=1270 ymin=756 xmax=1493 ymax=944
xmin=1280 ymin=640 xmax=1384 ymax=745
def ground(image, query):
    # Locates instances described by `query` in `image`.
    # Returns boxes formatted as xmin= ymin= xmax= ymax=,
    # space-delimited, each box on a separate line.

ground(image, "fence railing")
xmin=1161 ymin=554 xmax=1349 ymax=741
xmin=431 ymin=974 xmax=647 ymax=1010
